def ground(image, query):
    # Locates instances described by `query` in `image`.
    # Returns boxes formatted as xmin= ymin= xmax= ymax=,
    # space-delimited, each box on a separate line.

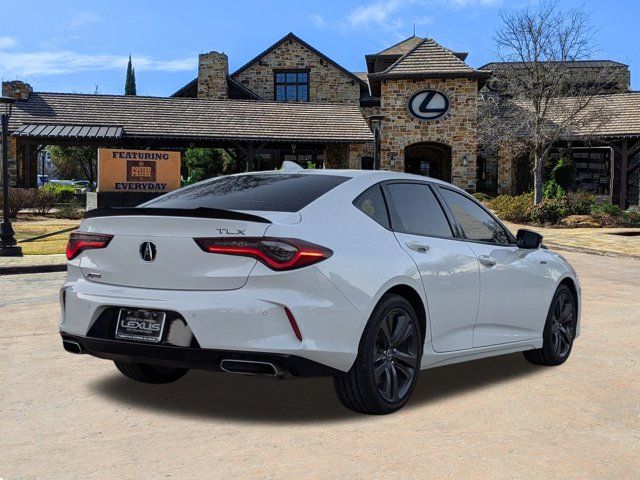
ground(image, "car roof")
xmin=241 ymin=168 xmax=457 ymax=188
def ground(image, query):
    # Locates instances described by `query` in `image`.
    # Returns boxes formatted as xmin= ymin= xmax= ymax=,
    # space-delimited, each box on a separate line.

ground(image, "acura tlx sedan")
xmin=60 ymin=163 xmax=580 ymax=414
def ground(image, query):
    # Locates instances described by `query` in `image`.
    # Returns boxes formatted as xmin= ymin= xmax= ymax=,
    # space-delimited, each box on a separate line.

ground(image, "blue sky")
xmin=1 ymin=0 xmax=638 ymax=96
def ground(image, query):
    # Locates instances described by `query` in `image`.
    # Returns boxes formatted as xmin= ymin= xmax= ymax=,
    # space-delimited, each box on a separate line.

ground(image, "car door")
xmin=383 ymin=182 xmax=480 ymax=352
xmin=437 ymin=187 xmax=550 ymax=347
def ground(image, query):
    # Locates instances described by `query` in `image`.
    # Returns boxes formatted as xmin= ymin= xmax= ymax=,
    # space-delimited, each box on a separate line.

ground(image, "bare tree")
xmin=479 ymin=0 xmax=614 ymax=204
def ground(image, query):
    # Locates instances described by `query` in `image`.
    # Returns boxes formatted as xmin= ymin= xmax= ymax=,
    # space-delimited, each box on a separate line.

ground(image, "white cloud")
xmin=0 ymin=50 xmax=196 ymax=77
xmin=347 ymin=0 xmax=403 ymax=28
xmin=310 ymin=13 xmax=326 ymax=28
xmin=65 ymin=12 xmax=101 ymax=29
xmin=0 ymin=36 xmax=17 ymax=50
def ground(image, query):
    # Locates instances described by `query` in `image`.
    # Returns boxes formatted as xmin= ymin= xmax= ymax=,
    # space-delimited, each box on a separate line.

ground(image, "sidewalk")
xmin=0 ymin=253 xmax=67 ymax=275
xmin=502 ymin=221 xmax=640 ymax=259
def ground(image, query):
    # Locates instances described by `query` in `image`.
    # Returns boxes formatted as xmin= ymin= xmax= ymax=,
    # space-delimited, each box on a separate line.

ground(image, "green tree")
xmin=48 ymin=146 xmax=97 ymax=184
xmin=125 ymin=55 xmax=137 ymax=96
xmin=183 ymin=148 xmax=235 ymax=184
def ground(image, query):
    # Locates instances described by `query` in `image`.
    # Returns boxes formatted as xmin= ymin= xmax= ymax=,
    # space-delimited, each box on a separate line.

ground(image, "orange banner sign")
xmin=98 ymin=148 xmax=181 ymax=193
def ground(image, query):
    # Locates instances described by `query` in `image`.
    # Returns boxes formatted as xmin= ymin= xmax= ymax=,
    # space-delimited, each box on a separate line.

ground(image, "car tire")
xmin=334 ymin=294 xmax=422 ymax=415
xmin=523 ymin=284 xmax=577 ymax=366
xmin=114 ymin=361 xmax=188 ymax=384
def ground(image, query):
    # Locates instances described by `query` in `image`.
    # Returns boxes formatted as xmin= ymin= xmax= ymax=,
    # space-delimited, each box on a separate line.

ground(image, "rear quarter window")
xmin=353 ymin=185 xmax=390 ymax=229
xmin=141 ymin=173 xmax=349 ymax=212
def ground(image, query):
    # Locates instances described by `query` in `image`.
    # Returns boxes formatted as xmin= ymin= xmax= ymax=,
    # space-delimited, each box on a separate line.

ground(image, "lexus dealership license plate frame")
xmin=115 ymin=308 xmax=167 ymax=343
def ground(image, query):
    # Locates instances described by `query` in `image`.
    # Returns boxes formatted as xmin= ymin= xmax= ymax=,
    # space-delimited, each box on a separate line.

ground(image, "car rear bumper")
xmin=59 ymin=269 xmax=366 ymax=372
xmin=60 ymin=333 xmax=339 ymax=377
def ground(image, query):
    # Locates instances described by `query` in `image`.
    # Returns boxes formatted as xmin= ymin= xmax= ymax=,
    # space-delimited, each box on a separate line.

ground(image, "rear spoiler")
xmin=84 ymin=207 xmax=271 ymax=224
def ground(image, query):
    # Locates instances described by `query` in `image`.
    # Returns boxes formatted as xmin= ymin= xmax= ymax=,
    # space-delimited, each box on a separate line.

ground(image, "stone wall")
xmin=378 ymin=77 xmax=479 ymax=191
xmin=233 ymin=38 xmax=361 ymax=104
xmin=197 ymin=52 xmax=228 ymax=100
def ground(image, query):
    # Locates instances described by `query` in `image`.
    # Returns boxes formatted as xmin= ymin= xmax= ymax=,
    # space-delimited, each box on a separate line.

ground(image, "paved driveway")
xmin=1 ymin=251 xmax=638 ymax=479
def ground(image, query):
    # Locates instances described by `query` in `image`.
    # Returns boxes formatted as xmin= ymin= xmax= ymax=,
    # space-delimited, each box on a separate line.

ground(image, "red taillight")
xmin=194 ymin=237 xmax=332 ymax=271
xmin=66 ymin=232 xmax=113 ymax=260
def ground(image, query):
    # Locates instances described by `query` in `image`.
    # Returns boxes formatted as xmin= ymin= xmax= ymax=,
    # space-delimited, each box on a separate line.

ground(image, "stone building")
xmin=3 ymin=32 xmax=640 ymax=206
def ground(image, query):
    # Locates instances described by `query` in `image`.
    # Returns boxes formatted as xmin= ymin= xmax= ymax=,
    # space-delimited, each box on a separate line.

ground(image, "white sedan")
xmin=60 ymin=166 xmax=580 ymax=414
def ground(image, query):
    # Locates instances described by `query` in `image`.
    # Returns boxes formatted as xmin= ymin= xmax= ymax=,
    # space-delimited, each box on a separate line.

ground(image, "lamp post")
xmin=0 ymin=95 xmax=22 ymax=256
xmin=367 ymin=115 xmax=385 ymax=170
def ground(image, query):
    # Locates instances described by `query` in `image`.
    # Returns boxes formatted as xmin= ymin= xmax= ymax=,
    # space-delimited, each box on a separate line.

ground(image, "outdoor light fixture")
xmin=0 ymin=95 xmax=22 ymax=256
xmin=368 ymin=115 xmax=386 ymax=170
xmin=462 ymin=155 xmax=469 ymax=167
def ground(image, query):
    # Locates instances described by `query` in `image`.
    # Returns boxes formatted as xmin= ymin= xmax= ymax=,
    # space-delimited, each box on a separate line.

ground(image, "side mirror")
xmin=516 ymin=229 xmax=543 ymax=249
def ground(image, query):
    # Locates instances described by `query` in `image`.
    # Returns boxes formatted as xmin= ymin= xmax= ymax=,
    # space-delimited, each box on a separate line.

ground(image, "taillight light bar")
xmin=194 ymin=237 xmax=333 ymax=271
xmin=66 ymin=232 xmax=113 ymax=260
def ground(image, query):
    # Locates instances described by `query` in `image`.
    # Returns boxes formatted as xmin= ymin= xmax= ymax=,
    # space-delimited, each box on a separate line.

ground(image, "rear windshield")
xmin=141 ymin=173 xmax=349 ymax=212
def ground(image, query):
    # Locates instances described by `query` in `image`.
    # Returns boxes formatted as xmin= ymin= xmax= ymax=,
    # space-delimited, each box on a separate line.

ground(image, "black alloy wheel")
xmin=524 ymin=284 xmax=577 ymax=366
xmin=334 ymin=294 xmax=422 ymax=414
xmin=373 ymin=307 xmax=420 ymax=403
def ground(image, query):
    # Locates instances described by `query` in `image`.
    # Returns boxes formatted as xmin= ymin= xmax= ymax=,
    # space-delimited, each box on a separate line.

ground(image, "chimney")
xmin=197 ymin=52 xmax=228 ymax=100
xmin=2 ymin=80 xmax=32 ymax=100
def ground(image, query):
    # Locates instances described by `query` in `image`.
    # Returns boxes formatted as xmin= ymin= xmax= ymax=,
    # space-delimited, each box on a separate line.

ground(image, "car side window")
xmin=353 ymin=185 xmax=390 ymax=229
xmin=385 ymin=183 xmax=453 ymax=238
xmin=439 ymin=188 xmax=510 ymax=245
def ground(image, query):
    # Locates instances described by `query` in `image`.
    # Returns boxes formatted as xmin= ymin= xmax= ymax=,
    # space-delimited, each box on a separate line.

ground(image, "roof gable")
xmin=231 ymin=32 xmax=366 ymax=87
xmin=382 ymin=38 xmax=477 ymax=76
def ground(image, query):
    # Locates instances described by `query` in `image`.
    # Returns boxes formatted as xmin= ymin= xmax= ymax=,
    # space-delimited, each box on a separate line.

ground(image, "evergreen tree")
xmin=125 ymin=55 xmax=137 ymax=96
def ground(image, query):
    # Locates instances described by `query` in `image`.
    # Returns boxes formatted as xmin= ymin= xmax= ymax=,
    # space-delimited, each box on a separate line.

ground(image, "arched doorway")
xmin=404 ymin=142 xmax=452 ymax=182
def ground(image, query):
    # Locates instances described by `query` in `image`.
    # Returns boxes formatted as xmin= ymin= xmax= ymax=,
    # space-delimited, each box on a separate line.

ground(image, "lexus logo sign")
xmin=407 ymin=90 xmax=450 ymax=121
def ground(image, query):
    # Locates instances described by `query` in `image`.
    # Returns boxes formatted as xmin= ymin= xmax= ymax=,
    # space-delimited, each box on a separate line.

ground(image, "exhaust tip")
xmin=62 ymin=339 xmax=83 ymax=354
xmin=220 ymin=359 xmax=281 ymax=376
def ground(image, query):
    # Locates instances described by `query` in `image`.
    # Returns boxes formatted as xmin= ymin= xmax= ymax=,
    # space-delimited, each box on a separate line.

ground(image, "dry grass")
xmin=12 ymin=214 xmax=80 ymax=255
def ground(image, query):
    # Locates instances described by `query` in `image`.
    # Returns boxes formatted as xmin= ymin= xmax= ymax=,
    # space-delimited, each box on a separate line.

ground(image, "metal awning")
xmin=13 ymin=124 xmax=124 ymax=139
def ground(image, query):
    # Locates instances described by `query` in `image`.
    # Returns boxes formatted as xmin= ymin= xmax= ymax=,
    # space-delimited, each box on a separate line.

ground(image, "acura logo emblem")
xmin=139 ymin=241 xmax=157 ymax=262
xmin=408 ymin=89 xmax=450 ymax=120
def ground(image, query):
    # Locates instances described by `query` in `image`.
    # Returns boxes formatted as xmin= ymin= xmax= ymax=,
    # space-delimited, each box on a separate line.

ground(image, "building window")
xmin=275 ymin=71 xmax=309 ymax=102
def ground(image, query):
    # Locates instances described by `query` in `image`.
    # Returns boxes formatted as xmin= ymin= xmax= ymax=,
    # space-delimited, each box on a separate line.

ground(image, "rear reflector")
xmin=66 ymin=232 xmax=113 ymax=260
xmin=194 ymin=237 xmax=332 ymax=271
xmin=284 ymin=307 xmax=303 ymax=341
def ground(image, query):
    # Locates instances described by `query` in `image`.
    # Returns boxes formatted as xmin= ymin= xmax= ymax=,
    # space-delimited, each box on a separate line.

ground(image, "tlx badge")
xmin=216 ymin=228 xmax=246 ymax=235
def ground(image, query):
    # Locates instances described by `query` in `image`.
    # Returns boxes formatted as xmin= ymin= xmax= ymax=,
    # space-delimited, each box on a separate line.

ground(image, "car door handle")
xmin=478 ymin=255 xmax=497 ymax=267
xmin=405 ymin=241 xmax=430 ymax=254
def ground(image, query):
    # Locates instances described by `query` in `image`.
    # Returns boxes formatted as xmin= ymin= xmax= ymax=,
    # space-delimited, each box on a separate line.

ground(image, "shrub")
xmin=32 ymin=188 xmax=57 ymax=215
xmin=542 ymin=179 xmax=564 ymax=199
xmin=529 ymin=199 xmax=564 ymax=225
xmin=0 ymin=188 xmax=34 ymax=218
xmin=622 ymin=210 xmax=640 ymax=227
xmin=561 ymin=191 xmax=596 ymax=216
xmin=591 ymin=202 xmax=622 ymax=217
xmin=42 ymin=184 xmax=76 ymax=203
xmin=53 ymin=199 xmax=84 ymax=219
xmin=486 ymin=192 xmax=534 ymax=223
xmin=472 ymin=192 xmax=491 ymax=202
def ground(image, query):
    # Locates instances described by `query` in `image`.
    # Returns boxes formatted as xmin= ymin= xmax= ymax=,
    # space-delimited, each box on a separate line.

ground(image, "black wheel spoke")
xmin=559 ymin=303 xmax=573 ymax=324
xmin=393 ymin=349 xmax=417 ymax=367
xmin=390 ymin=314 xmax=409 ymax=347
xmin=389 ymin=364 xmax=399 ymax=401
xmin=380 ymin=317 xmax=393 ymax=346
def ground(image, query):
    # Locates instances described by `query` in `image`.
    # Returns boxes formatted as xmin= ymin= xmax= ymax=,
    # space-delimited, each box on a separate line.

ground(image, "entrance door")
xmin=404 ymin=142 xmax=452 ymax=182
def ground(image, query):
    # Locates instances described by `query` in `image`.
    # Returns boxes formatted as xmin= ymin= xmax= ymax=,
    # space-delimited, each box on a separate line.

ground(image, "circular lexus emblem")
xmin=139 ymin=241 xmax=157 ymax=262
xmin=407 ymin=90 xmax=450 ymax=120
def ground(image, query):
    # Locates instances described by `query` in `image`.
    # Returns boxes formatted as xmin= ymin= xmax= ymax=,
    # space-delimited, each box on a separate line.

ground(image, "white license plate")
xmin=115 ymin=309 xmax=166 ymax=343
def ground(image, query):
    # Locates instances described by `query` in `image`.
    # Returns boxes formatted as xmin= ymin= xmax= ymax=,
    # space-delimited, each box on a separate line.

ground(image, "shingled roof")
xmin=370 ymin=38 xmax=489 ymax=79
xmin=479 ymin=60 xmax=628 ymax=71
xmin=373 ymin=36 xmax=424 ymax=56
xmin=8 ymin=92 xmax=373 ymax=143
xmin=501 ymin=92 xmax=640 ymax=138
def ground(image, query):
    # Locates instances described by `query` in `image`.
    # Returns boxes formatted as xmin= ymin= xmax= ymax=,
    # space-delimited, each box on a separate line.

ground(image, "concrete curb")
xmin=546 ymin=242 xmax=640 ymax=261
xmin=0 ymin=264 xmax=67 ymax=276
